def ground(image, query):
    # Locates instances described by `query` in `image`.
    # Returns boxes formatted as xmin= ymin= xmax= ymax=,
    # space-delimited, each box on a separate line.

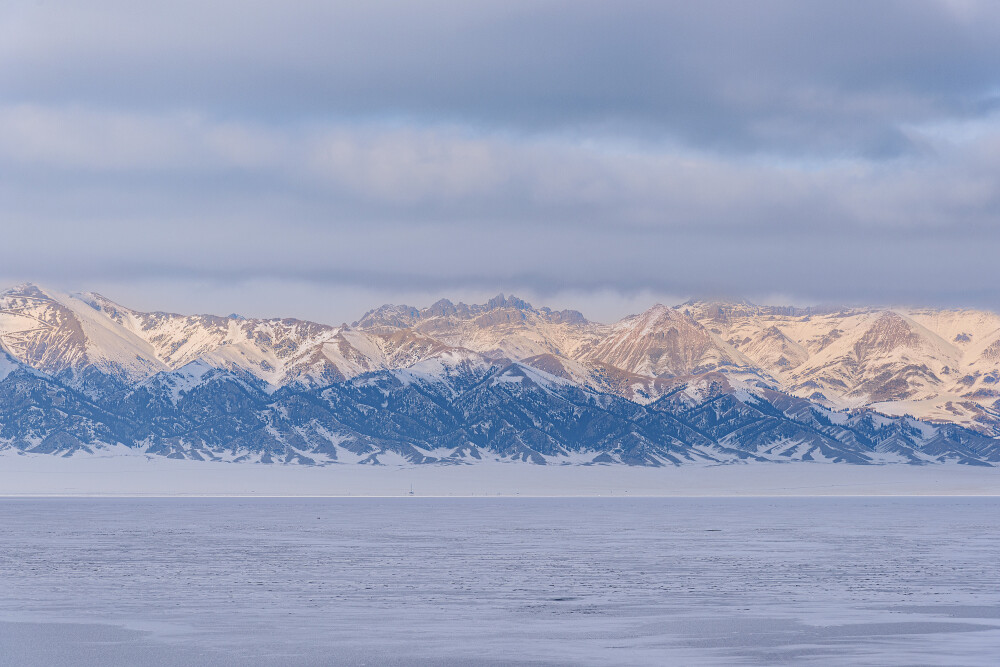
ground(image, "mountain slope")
xmin=581 ymin=304 xmax=749 ymax=377
xmin=3 ymin=283 xmax=1000 ymax=462
xmin=686 ymin=301 xmax=1000 ymax=434
xmin=2 ymin=343 xmax=996 ymax=466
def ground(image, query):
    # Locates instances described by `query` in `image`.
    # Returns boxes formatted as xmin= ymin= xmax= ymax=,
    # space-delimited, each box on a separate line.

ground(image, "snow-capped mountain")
xmin=2 ymin=283 xmax=1000 ymax=465
xmin=0 ymin=285 xmax=462 ymax=393
xmin=684 ymin=301 xmax=1000 ymax=434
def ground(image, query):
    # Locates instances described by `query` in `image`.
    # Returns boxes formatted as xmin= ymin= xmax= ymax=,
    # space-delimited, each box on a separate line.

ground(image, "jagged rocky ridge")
xmin=1 ymin=283 xmax=999 ymax=465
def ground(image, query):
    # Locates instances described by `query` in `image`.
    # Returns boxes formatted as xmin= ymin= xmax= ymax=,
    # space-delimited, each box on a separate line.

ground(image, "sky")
xmin=2 ymin=0 xmax=999 ymax=324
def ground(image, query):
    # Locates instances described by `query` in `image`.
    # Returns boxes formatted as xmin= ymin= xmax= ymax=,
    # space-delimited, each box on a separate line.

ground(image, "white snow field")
xmin=1 ymin=497 xmax=999 ymax=666
xmin=1 ymin=450 xmax=999 ymax=497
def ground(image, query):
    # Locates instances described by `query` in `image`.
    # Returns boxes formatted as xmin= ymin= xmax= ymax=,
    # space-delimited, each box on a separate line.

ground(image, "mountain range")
xmin=1 ymin=283 xmax=998 ymax=466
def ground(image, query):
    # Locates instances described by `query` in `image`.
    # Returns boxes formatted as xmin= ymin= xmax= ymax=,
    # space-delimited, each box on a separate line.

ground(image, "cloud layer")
xmin=1 ymin=1 xmax=999 ymax=322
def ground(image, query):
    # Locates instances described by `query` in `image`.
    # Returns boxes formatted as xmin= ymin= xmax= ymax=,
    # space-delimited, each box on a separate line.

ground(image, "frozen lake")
xmin=1 ymin=498 xmax=998 ymax=666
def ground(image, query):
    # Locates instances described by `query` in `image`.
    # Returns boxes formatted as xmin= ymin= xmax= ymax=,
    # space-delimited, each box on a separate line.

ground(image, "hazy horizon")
xmin=5 ymin=280 xmax=996 ymax=327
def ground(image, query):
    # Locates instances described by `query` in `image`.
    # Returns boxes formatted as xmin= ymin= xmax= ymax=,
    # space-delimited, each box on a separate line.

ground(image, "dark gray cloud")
xmin=4 ymin=1 xmax=1000 ymax=155
xmin=0 ymin=0 xmax=1000 ymax=155
xmin=0 ymin=1 xmax=999 ymax=322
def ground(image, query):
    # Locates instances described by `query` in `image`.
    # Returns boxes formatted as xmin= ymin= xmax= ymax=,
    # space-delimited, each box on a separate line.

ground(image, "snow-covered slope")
xmin=80 ymin=292 xmax=458 ymax=391
xmin=0 ymin=348 xmax=26 ymax=383
xmin=4 ymin=343 xmax=996 ymax=465
xmin=0 ymin=284 xmax=166 ymax=391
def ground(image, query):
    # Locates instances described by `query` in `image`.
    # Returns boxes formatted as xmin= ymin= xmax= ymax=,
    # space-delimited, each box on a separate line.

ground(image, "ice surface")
xmin=0 ymin=498 xmax=998 ymax=666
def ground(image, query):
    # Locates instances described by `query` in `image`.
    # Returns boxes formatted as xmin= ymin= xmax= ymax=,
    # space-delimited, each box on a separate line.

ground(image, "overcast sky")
xmin=2 ymin=0 xmax=999 ymax=323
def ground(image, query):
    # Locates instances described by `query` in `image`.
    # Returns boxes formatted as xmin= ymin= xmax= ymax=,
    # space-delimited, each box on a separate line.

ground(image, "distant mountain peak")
xmin=681 ymin=296 xmax=758 ymax=308
xmin=2 ymin=282 xmax=50 ymax=298
xmin=485 ymin=293 xmax=532 ymax=311
xmin=353 ymin=303 xmax=421 ymax=332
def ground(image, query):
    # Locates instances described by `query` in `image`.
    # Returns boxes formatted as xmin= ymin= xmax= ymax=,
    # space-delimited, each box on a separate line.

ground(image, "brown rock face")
xmin=582 ymin=305 xmax=743 ymax=378
xmin=853 ymin=312 xmax=923 ymax=362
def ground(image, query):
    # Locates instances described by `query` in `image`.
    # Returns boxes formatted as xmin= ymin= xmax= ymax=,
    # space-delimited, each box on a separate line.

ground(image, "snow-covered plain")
xmin=0 ymin=450 xmax=999 ymax=497
xmin=0 ymin=497 xmax=999 ymax=666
